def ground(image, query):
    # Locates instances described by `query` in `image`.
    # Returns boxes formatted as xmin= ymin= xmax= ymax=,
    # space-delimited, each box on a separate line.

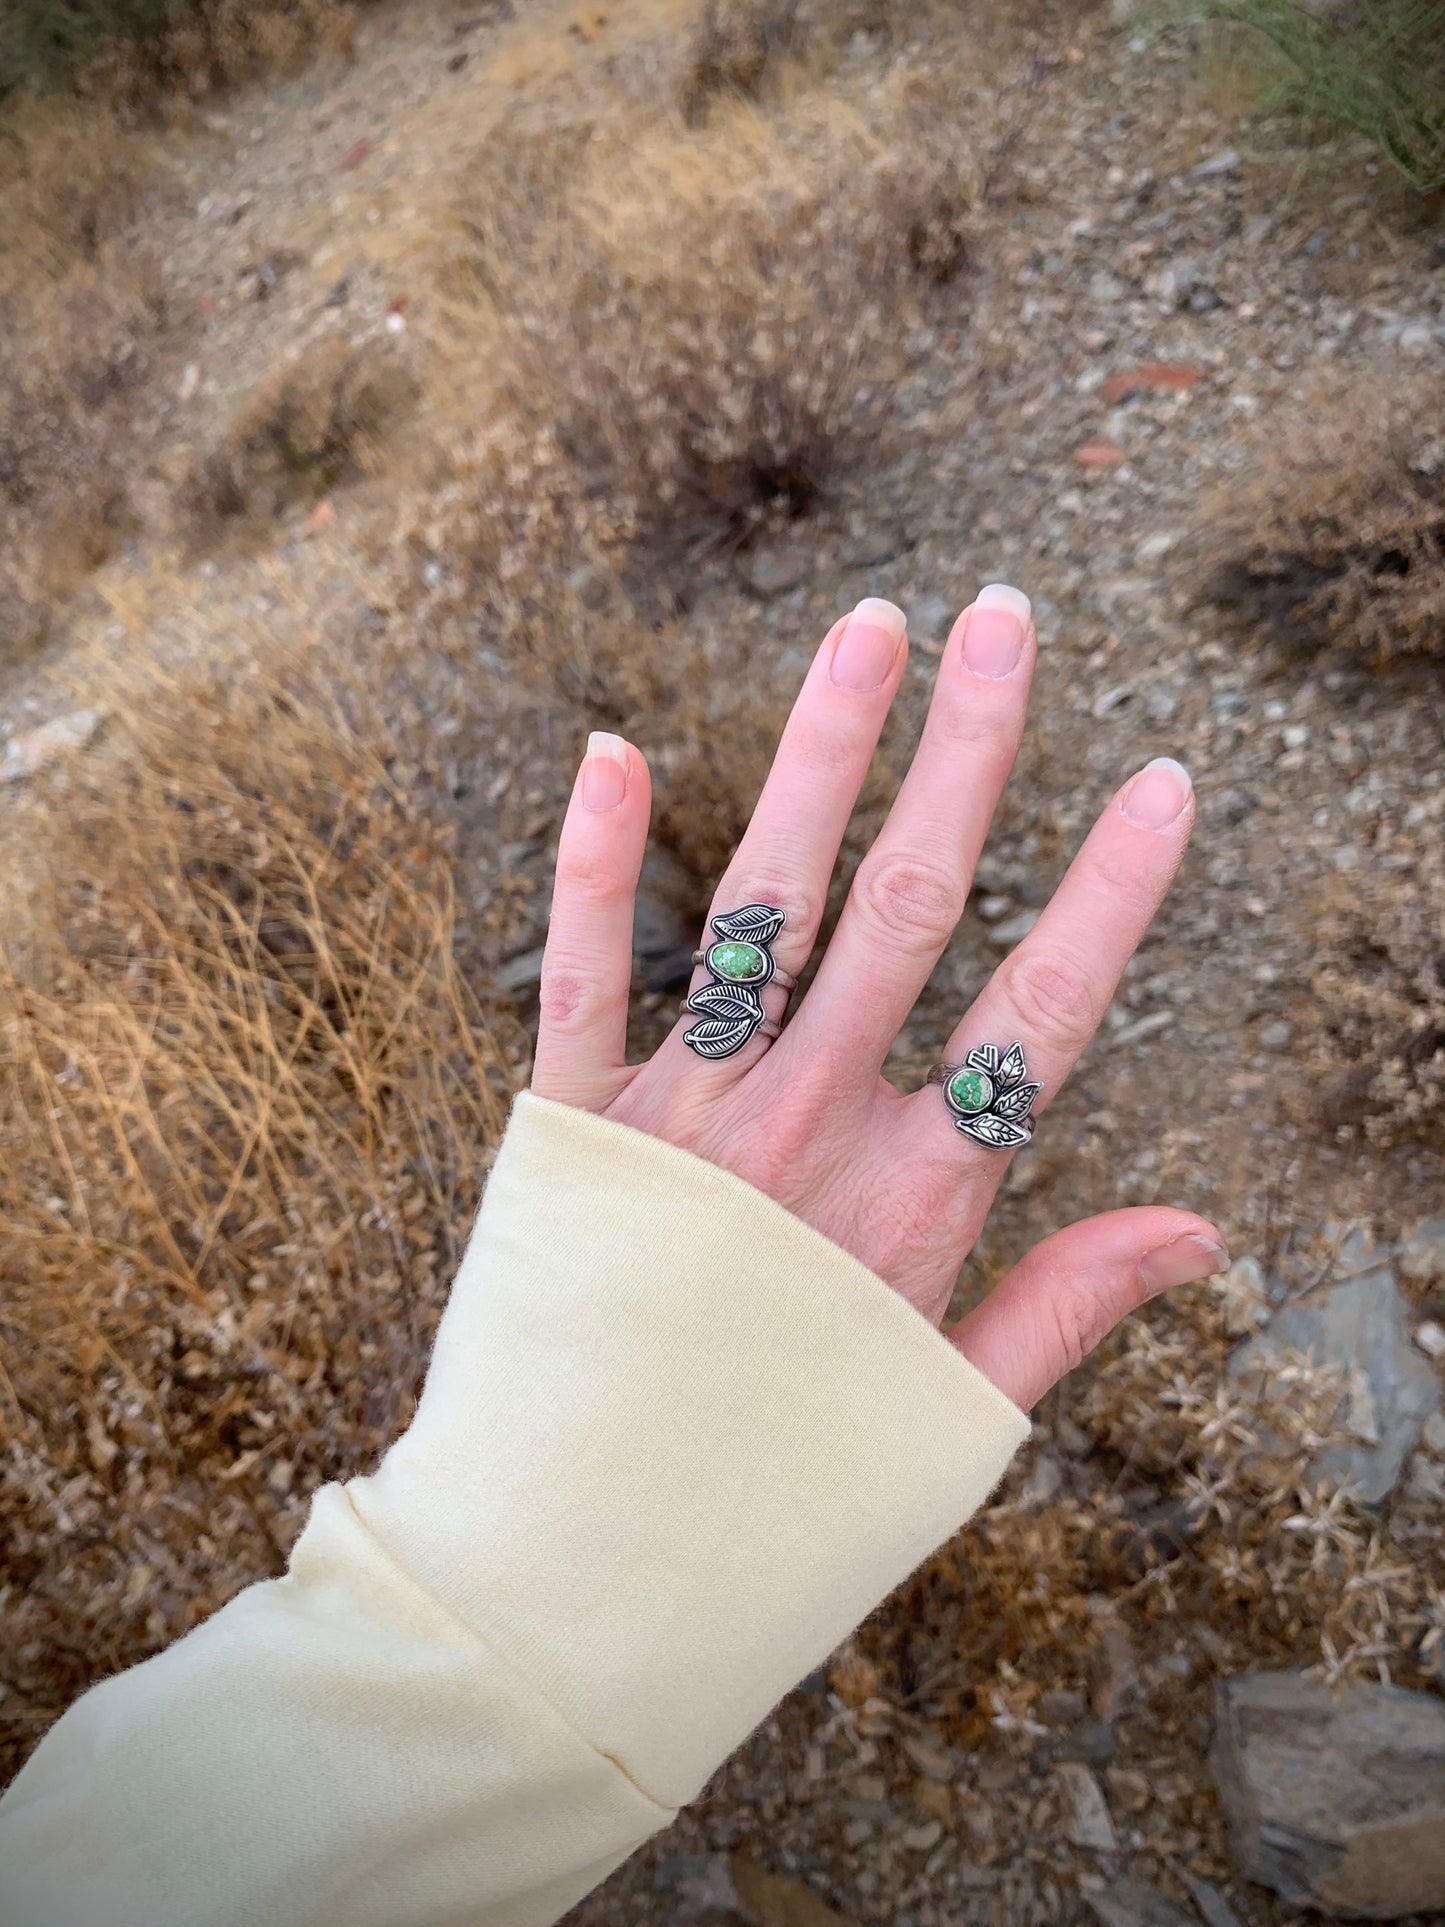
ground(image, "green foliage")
xmin=1167 ymin=0 xmax=1445 ymax=192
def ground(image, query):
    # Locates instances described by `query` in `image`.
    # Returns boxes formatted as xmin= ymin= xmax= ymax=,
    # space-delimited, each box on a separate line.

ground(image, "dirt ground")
xmin=2 ymin=3 xmax=1443 ymax=1923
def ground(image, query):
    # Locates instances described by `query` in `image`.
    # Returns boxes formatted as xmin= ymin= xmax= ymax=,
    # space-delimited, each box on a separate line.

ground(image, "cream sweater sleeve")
xmin=0 ymin=1092 xmax=1028 ymax=1927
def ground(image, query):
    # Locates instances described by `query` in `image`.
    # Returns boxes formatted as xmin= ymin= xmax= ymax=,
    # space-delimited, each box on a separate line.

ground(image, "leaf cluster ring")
xmin=926 ymin=1043 xmax=1041 ymax=1150
xmin=681 ymin=904 xmax=790 ymax=1061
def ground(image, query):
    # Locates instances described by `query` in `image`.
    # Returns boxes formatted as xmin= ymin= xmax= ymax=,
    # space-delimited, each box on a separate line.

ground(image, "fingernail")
xmin=582 ymin=730 xmax=629 ymax=810
xmin=1121 ymin=756 xmax=1193 ymax=831
xmin=961 ymin=583 xmax=1031 ymax=679
xmin=830 ymin=597 xmax=906 ymax=691
xmin=1139 ymin=1233 xmax=1231 ymax=1297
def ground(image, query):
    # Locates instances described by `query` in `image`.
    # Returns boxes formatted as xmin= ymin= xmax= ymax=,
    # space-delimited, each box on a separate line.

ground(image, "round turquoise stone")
xmin=708 ymin=939 xmax=767 ymax=984
xmin=946 ymin=1067 xmax=994 ymax=1116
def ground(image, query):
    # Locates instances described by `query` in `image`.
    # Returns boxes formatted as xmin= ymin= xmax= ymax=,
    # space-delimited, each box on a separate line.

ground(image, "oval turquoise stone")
xmin=946 ymin=1067 xmax=994 ymax=1116
xmin=708 ymin=939 xmax=767 ymax=983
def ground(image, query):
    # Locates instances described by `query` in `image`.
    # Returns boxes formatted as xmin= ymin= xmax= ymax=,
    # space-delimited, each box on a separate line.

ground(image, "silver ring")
xmin=682 ymin=903 xmax=788 ymax=1060
xmin=927 ymin=1042 xmax=1041 ymax=1148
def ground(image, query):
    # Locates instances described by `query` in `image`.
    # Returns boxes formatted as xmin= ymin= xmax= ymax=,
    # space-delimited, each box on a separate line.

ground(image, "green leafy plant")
xmin=1166 ymin=0 xmax=1445 ymax=192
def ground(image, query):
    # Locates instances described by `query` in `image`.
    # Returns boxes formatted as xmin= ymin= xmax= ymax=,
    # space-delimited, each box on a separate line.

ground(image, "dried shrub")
xmin=404 ymin=80 xmax=970 ymax=874
xmin=1305 ymin=865 xmax=1445 ymax=1146
xmin=0 ymin=105 xmax=166 ymax=656
xmin=0 ymin=656 xmax=516 ymax=1779
xmin=679 ymin=0 xmax=798 ymax=125
xmin=190 ymin=333 xmax=416 ymax=534
xmin=1207 ymin=377 xmax=1445 ymax=662
xmin=0 ymin=0 xmax=358 ymax=109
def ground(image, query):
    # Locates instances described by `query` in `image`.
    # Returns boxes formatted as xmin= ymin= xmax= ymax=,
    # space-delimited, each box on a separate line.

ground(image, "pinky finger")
xmin=951 ymin=1207 xmax=1230 ymax=1410
xmin=531 ymin=732 xmax=652 ymax=1111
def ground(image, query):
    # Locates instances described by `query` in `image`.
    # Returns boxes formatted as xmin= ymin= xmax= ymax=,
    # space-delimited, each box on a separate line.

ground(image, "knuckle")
xmin=1046 ymin=1275 xmax=1111 ymax=1378
xmin=997 ymin=946 xmax=1099 ymax=1054
xmin=538 ymin=960 xmax=605 ymax=1033
xmin=851 ymin=852 xmax=964 ymax=952
xmin=556 ymin=844 xmax=627 ymax=903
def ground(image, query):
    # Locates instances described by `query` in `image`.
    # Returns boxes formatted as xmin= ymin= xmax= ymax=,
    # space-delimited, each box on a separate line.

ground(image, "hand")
xmin=530 ymin=589 xmax=1228 ymax=1408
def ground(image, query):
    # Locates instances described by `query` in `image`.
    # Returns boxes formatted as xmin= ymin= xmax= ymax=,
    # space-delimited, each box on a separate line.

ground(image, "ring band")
xmin=928 ymin=1041 xmax=1041 ymax=1148
xmin=693 ymin=949 xmax=797 ymax=993
xmin=682 ymin=903 xmax=789 ymax=1060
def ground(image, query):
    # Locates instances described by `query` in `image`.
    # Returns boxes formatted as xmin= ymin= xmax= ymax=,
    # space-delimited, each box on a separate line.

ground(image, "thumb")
xmin=950 ymin=1207 xmax=1229 ymax=1411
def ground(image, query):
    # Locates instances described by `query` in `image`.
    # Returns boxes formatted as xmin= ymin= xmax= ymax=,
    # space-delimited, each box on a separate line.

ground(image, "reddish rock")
xmin=1075 ymin=441 xmax=1130 ymax=468
xmin=1101 ymin=362 xmax=1208 ymax=403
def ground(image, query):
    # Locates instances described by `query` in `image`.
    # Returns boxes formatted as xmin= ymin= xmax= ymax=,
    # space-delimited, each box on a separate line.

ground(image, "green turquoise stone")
xmin=708 ymin=939 xmax=767 ymax=983
xmin=946 ymin=1067 xmax=994 ymax=1116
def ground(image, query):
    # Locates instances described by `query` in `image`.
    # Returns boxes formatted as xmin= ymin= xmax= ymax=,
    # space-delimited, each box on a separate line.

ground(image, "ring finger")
xmin=895 ymin=754 xmax=1197 ymax=1196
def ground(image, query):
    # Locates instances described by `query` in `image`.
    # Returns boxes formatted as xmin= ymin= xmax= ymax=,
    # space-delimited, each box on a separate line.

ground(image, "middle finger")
xmin=794 ymin=584 xmax=1036 ymax=1074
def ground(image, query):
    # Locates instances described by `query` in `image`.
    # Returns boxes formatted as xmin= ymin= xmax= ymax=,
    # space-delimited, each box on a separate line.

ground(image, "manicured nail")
xmin=1121 ymin=756 xmax=1192 ymax=831
xmin=830 ymin=597 xmax=906 ymax=691
xmin=582 ymin=730 xmax=629 ymax=810
xmin=1139 ymin=1233 xmax=1231 ymax=1298
xmin=961 ymin=583 xmax=1031 ymax=679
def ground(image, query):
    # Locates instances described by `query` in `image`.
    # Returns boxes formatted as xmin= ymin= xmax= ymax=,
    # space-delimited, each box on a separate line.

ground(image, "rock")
xmin=740 ymin=545 xmax=809 ymax=599
xmin=1416 ymin=1320 xmax=1445 ymax=1362
xmin=1211 ymin=1671 xmax=1445 ymax=1918
xmin=633 ymin=846 xmax=701 ymax=991
xmin=1185 ymin=1879 xmax=1245 ymax=1927
xmin=2 ymin=709 xmax=103 ymax=782
xmin=1399 ymin=1218 xmax=1445 ymax=1284
xmin=1206 ymin=786 xmax=1256 ymax=828
xmin=988 ymin=908 xmax=1041 ymax=948
xmin=1101 ymin=362 xmax=1208 ymax=403
xmin=1226 ymin=1242 xmax=1440 ymax=1502
xmin=1076 ymin=441 xmax=1130 ymax=468
xmin=1060 ymin=1715 xmax=1116 ymax=1765
xmin=729 ymin=1855 xmax=864 ymax=1926
xmin=1189 ymin=147 xmax=1241 ymax=179
xmin=1089 ymin=270 xmax=1126 ymax=304
xmin=1086 ymin=1878 xmax=1199 ymax=1927
xmin=495 ymin=944 xmax=546 ymax=993
xmin=1259 ymin=1020 xmax=1293 ymax=1051
xmin=1056 ymin=1761 xmax=1118 ymax=1851
xmin=1422 ymin=1411 xmax=1445 ymax=1456
xmin=908 ymin=592 xmax=953 ymax=640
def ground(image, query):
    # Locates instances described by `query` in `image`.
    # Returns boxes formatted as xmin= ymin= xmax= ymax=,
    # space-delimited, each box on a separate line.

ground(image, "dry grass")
xmin=1207 ymin=376 xmax=1445 ymax=662
xmin=1303 ymin=856 xmax=1445 ymax=1148
xmin=0 ymin=653 xmax=518 ymax=1777
xmin=188 ymin=332 xmax=417 ymax=538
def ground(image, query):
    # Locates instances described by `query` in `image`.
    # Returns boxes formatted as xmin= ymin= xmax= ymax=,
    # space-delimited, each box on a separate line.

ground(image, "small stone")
xmin=1060 ymin=1716 xmax=1117 ymax=1764
xmin=1189 ymin=147 xmax=1240 ymax=179
xmin=1400 ymin=1218 xmax=1445 ymax=1284
xmin=1056 ymin=1761 xmax=1118 ymax=1851
xmin=1185 ymin=1878 xmax=1245 ymax=1927
xmin=1207 ymin=787 xmax=1256 ymax=828
xmin=1211 ymin=1672 xmax=1445 ymax=1917
xmin=909 ymin=592 xmax=953 ymax=640
xmin=946 ymin=1067 xmax=993 ymax=1115
xmin=1423 ymin=1412 xmax=1445 ymax=1457
xmin=2 ymin=709 xmax=103 ymax=782
xmin=1259 ymin=1020 xmax=1293 ymax=1050
xmin=740 ymin=545 xmax=809 ymax=599
xmin=1076 ymin=441 xmax=1130 ymax=468
xmin=901 ymin=1819 xmax=943 ymax=1851
xmin=1415 ymin=1320 xmax=1445 ymax=1362
xmin=708 ymin=940 xmax=766 ymax=983
xmin=989 ymin=909 xmax=1042 ymax=947
xmin=1086 ymin=1880 xmax=1198 ymax=1927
